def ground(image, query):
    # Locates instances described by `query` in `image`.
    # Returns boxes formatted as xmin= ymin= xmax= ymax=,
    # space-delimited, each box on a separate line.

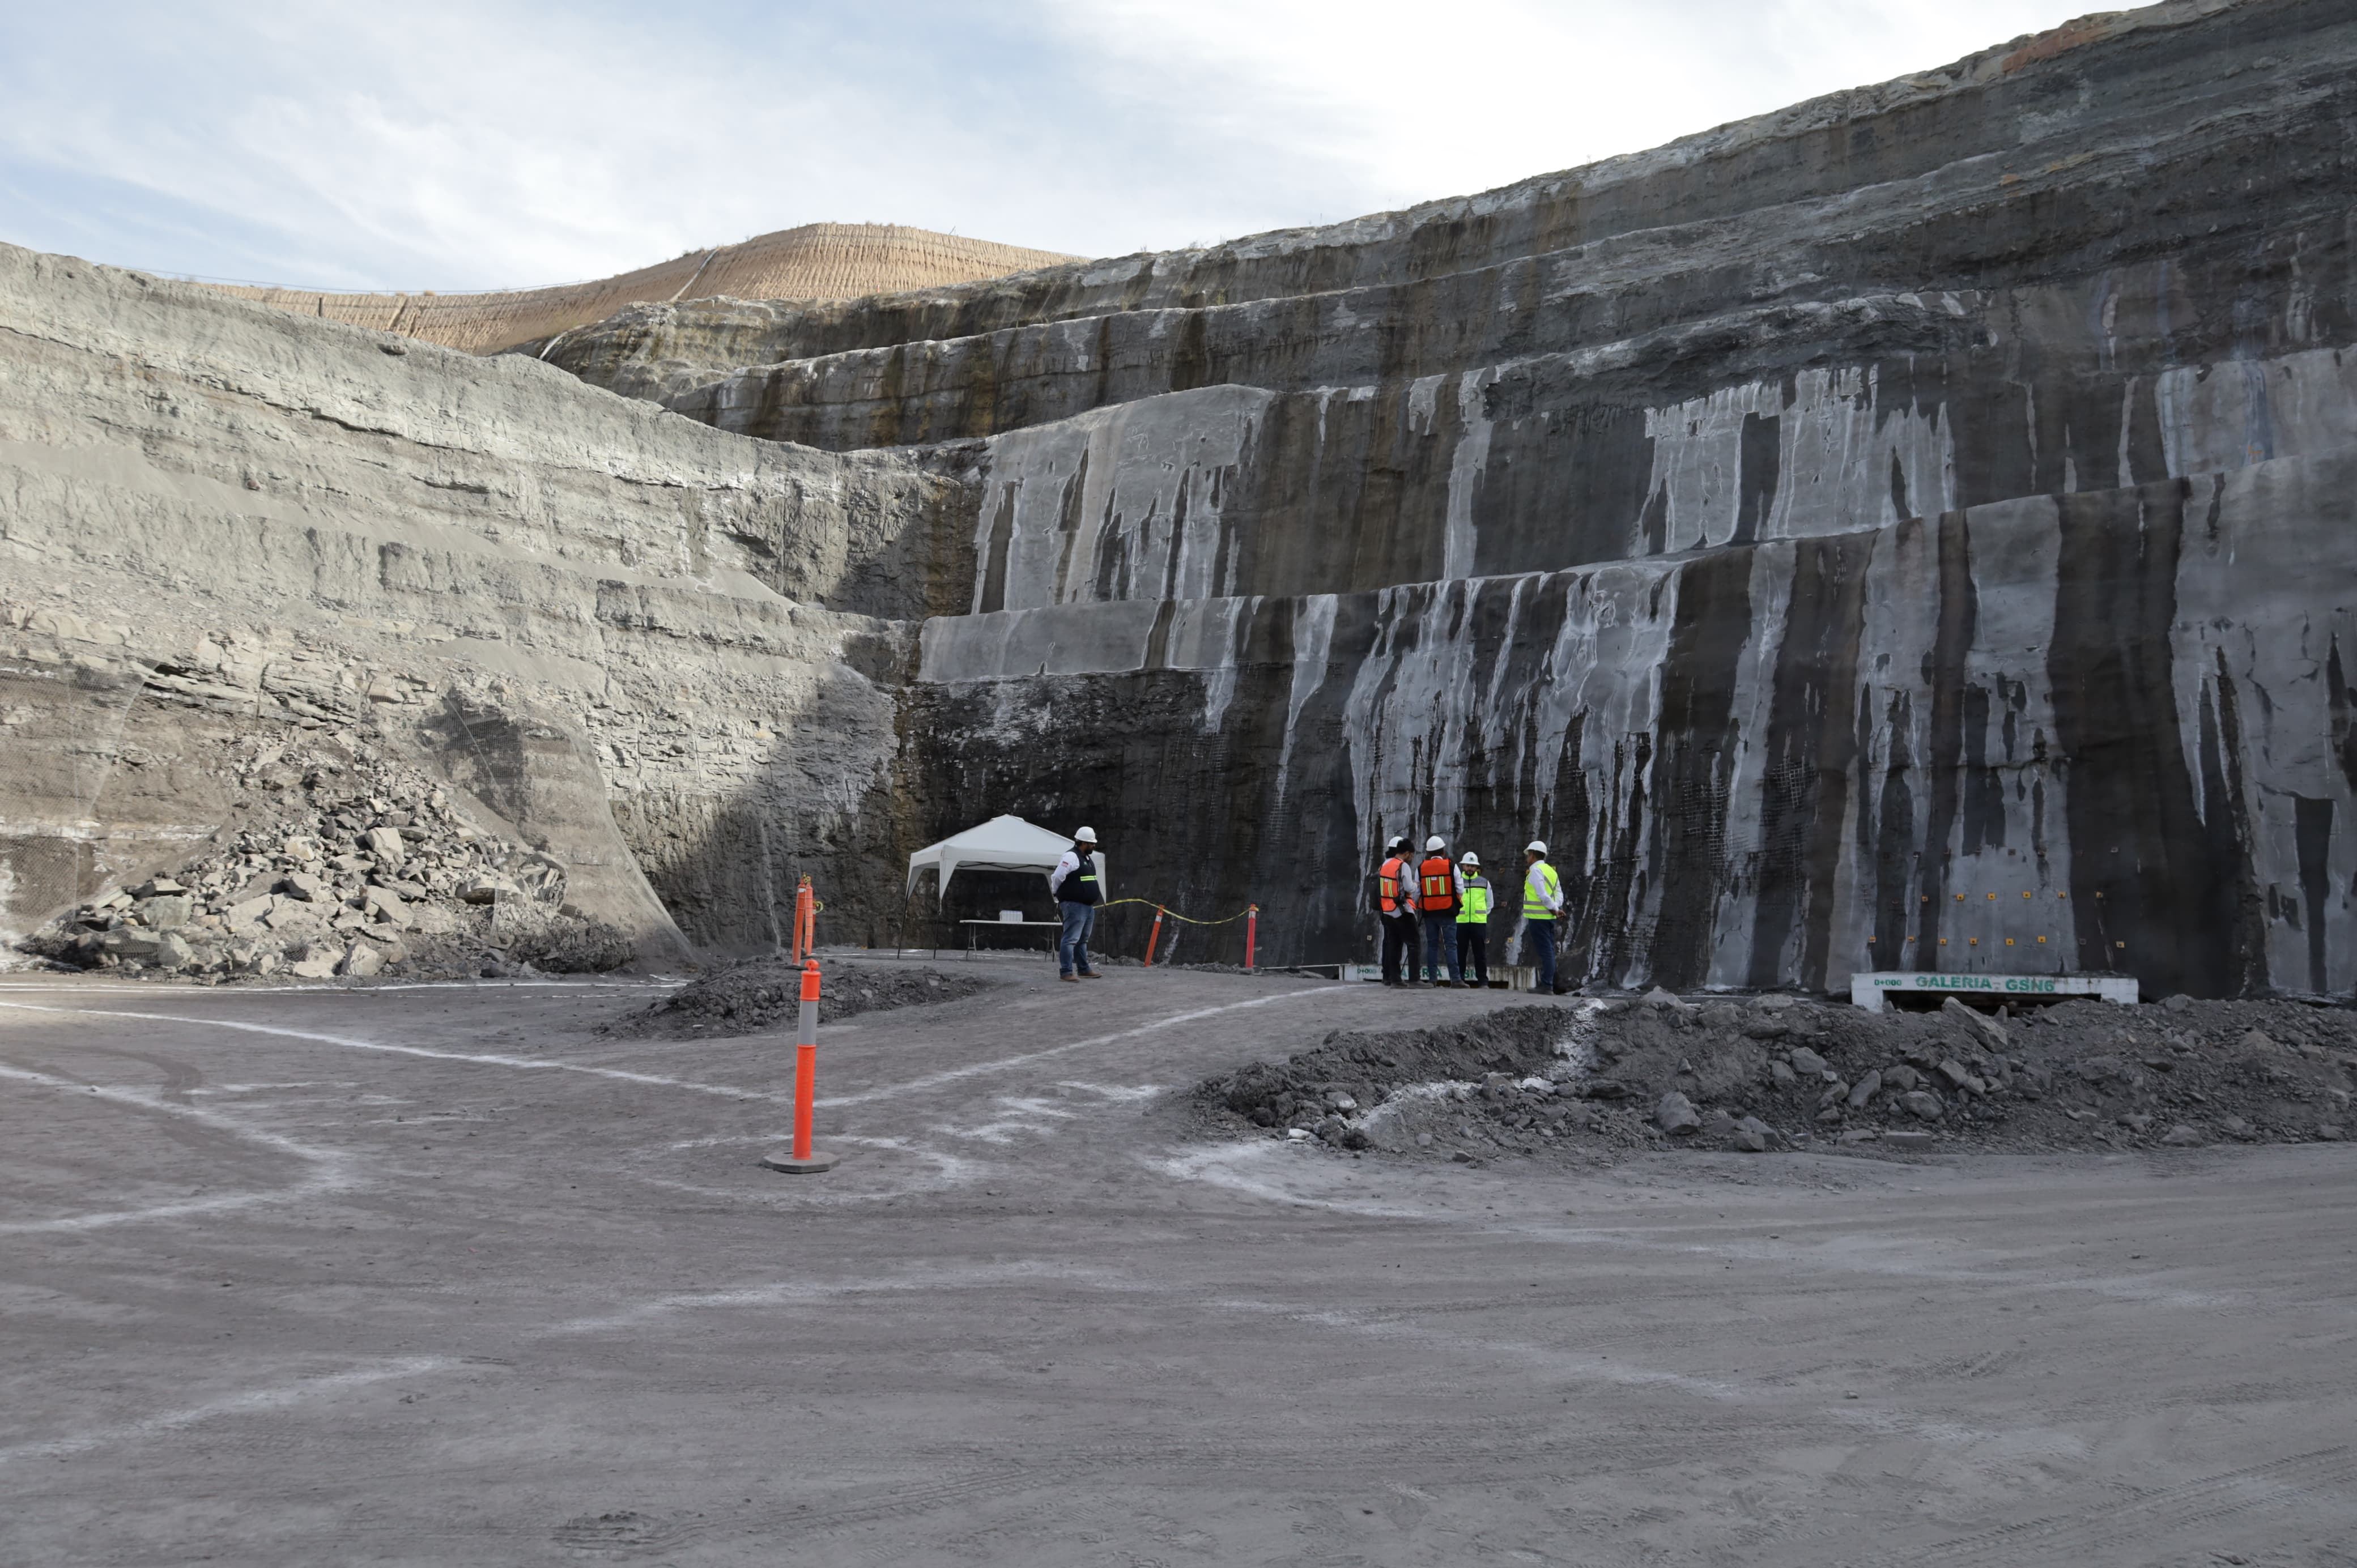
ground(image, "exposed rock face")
xmin=11 ymin=0 xmax=2357 ymax=999
xmin=548 ymin=0 xmax=2357 ymax=996
xmin=0 ymin=242 xmax=967 ymax=957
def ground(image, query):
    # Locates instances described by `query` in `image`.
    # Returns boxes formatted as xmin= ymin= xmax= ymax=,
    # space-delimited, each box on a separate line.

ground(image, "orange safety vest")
xmin=1418 ymin=855 xmax=1457 ymax=914
xmin=1378 ymin=855 xmax=1410 ymax=914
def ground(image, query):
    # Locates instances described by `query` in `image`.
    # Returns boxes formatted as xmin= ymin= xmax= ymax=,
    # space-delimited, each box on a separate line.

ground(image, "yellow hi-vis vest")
xmin=1457 ymin=877 xmax=1491 ymax=924
xmin=1523 ymin=860 xmax=1562 ymax=920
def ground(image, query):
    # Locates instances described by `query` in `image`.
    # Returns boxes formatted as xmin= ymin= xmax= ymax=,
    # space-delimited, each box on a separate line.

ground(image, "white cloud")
xmin=0 ymin=1 xmax=2095 ymax=290
xmin=1033 ymin=0 xmax=2095 ymax=218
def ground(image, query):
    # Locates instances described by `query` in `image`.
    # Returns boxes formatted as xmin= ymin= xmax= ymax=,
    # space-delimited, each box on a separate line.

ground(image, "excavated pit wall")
xmin=11 ymin=0 xmax=2357 ymax=996
xmin=0 ymin=244 xmax=974 ymax=957
xmin=551 ymin=0 xmax=2357 ymax=994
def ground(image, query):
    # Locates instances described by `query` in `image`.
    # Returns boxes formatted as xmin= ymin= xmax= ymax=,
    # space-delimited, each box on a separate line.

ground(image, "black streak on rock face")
xmin=1645 ymin=551 xmax=1751 ymax=989
xmin=2048 ymin=481 xmax=2243 ymax=997
xmin=1749 ymin=530 xmax=1871 ymax=992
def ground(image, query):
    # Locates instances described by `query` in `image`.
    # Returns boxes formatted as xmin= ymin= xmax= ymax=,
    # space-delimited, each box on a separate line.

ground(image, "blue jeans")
xmin=1058 ymin=901 xmax=1096 ymax=975
xmin=1423 ymin=918 xmax=1460 ymax=982
xmin=1526 ymin=918 xmax=1557 ymax=992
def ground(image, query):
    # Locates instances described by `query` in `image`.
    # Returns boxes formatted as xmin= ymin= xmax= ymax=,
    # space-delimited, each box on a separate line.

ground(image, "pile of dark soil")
xmin=1193 ymin=992 xmax=2357 ymax=1163
xmin=1194 ymin=1005 xmax=1658 ymax=1162
xmin=606 ymin=957 xmax=998 ymax=1039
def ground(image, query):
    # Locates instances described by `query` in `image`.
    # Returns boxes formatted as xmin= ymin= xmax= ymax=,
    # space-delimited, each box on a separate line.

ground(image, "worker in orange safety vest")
xmin=1416 ymin=834 xmax=1466 ymax=986
xmin=1376 ymin=834 xmax=1421 ymax=986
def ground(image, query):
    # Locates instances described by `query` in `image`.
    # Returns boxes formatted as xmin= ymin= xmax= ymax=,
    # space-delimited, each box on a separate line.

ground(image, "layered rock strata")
xmin=10 ymin=0 xmax=2355 ymax=999
xmin=554 ymin=0 xmax=2357 ymax=995
xmin=0 ymin=242 xmax=967 ymax=958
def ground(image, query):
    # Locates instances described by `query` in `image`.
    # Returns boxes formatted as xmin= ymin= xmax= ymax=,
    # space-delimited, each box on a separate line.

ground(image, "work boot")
xmin=1060 ymin=973 xmax=1079 ymax=983
xmin=1079 ymin=971 xmax=1104 ymax=979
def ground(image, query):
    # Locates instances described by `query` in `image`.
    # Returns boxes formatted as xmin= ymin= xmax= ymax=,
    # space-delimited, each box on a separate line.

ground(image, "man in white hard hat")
xmin=1416 ymin=834 xmax=1465 ymax=985
xmin=1048 ymin=826 xmax=1106 ymax=981
xmin=1455 ymin=851 xmax=1493 ymax=986
xmin=1522 ymin=840 xmax=1565 ymax=994
xmin=1375 ymin=834 xmax=1419 ymax=986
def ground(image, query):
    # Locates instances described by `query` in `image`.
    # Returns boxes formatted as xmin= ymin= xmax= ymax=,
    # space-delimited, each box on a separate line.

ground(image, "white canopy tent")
xmin=905 ymin=814 xmax=1102 ymax=903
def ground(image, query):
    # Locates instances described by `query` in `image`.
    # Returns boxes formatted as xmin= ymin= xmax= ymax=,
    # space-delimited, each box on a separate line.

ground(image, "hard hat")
xmin=1074 ymin=826 xmax=1097 ymax=843
xmin=1424 ymin=835 xmax=1445 ymax=852
xmin=1460 ymin=851 xmax=1480 ymax=868
xmin=1385 ymin=835 xmax=1406 ymax=851
xmin=1526 ymin=840 xmax=1548 ymax=855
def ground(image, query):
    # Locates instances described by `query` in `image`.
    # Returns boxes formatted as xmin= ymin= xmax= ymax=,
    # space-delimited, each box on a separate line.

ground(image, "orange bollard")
xmin=790 ymin=877 xmax=814 ymax=962
xmin=762 ymin=957 xmax=837 ymax=1174
xmin=800 ymin=878 xmax=816 ymax=958
xmin=1144 ymin=906 xmax=1166 ymax=967
xmin=1246 ymin=905 xmax=1258 ymax=971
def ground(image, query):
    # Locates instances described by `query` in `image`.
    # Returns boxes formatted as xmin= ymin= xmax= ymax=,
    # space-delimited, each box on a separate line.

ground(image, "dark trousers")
xmin=1422 ymin=918 xmax=1460 ymax=982
xmin=1058 ymin=901 xmax=1096 ymax=975
xmin=1380 ymin=912 xmax=1419 ymax=983
xmin=1527 ymin=918 xmax=1558 ymax=992
xmin=1457 ymin=923 xmax=1488 ymax=984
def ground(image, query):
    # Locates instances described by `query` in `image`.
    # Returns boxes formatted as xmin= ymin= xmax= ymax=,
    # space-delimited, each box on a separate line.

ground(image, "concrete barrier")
xmin=1849 ymin=970 xmax=2139 ymax=1012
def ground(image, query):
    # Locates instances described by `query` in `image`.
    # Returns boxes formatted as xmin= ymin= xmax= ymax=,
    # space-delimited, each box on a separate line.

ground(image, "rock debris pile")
xmin=1197 ymin=992 xmax=2357 ymax=1162
xmin=20 ymin=735 xmax=633 ymax=982
xmin=1196 ymin=1007 xmax=1657 ymax=1163
xmin=606 ymin=956 xmax=998 ymax=1039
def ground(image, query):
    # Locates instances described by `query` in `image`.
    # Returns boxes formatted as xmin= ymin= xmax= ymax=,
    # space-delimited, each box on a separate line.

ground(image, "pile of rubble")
xmin=606 ymin=955 xmax=998 ymax=1039
xmin=1195 ymin=991 xmax=2357 ymax=1163
xmin=1194 ymin=1007 xmax=1657 ymax=1162
xmin=20 ymin=734 xmax=633 ymax=982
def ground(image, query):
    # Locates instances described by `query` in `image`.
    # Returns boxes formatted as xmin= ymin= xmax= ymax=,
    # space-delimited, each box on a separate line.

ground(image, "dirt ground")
xmin=4 ymin=960 xmax=2355 ymax=1565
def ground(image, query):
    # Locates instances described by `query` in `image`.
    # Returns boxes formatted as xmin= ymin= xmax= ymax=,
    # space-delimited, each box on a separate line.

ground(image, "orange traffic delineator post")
xmin=762 ymin=957 xmax=838 ymax=1174
xmin=1143 ymin=906 xmax=1166 ymax=967
xmin=790 ymin=876 xmax=815 ymax=962
xmin=1245 ymin=904 xmax=1258 ymax=971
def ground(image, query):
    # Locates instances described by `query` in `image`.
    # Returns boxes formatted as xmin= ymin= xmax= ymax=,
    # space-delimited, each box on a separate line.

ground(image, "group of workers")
xmin=1376 ymin=836 xmax=1566 ymax=992
xmin=1041 ymin=819 xmax=1566 ymax=990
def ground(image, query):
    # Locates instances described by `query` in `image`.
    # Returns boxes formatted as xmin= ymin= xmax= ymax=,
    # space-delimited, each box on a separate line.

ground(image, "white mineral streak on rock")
xmin=2152 ymin=346 xmax=2357 ymax=479
xmin=1442 ymin=370 xmax=1497 ymax=582
xmin=1166 ymin=596 xmax=1257 ymax=734
xmin=1705 ymin=547 xmax=1794 ymax=983
xmin=1270 ymin=594 xmax=1339 ymax=803
xmin=1643 ymin=367 xmax=1959 ymax=553
xmin=974 ymin=385 xmax=1272 ymax=612
xmin=2170 ymin=458 xmax=2355 ymax=990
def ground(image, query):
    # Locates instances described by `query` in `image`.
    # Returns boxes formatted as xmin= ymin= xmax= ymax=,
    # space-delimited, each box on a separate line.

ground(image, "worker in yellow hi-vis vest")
xmin=1455 ymin=851 xmax=1492 ymax=986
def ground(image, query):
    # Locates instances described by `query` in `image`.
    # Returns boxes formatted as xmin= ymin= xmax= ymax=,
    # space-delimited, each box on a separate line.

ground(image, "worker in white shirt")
xmin=1522 ymin=840 xmax=1565 ymax=994
xmin=1047 ymin=826 xmax=1105 ymax=981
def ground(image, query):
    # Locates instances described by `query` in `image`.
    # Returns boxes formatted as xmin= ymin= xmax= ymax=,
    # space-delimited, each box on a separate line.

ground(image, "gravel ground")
xmin=1195 ymin=990 xmax=2357 ymax=1164
xmin=605 ymin=955 xmax=1000 ymax=1038
xmin=6 ymin=966 xmax=2356 ymax=1563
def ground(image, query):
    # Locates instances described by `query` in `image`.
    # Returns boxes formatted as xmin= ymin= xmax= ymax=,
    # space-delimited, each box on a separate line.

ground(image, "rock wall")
xmin=13 ymin=0 xmax=2357 ymax=998
xmin=559 ymin=0 xmax=2357 ymax=996
xmin=0 ymin=242 xmax=966 ymax=958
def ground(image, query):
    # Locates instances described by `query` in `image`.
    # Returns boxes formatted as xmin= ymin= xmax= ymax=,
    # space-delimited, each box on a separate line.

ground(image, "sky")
xmin=0 ymin=1 xmax=2096 ymax=293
